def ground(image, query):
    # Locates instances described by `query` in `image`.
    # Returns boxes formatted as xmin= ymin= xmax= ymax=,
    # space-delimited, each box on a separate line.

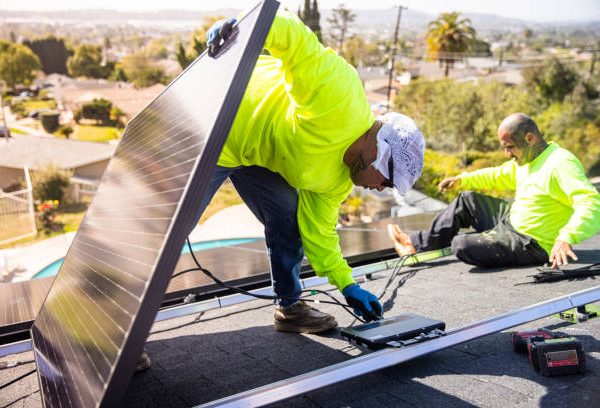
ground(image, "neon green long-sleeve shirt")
xmin=217 ymin=11 xmax=374 ymax=290
xmin=458 ymin=143 xmax=600 ymax=253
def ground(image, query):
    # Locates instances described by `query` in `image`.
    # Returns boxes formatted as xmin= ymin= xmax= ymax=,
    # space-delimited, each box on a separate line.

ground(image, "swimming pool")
xmin=33 ymin=237 xmax=260 ymax=279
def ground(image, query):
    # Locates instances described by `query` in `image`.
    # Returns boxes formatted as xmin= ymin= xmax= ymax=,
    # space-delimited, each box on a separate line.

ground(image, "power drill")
xmin=510 ymin=328 xmax=585 ymax=376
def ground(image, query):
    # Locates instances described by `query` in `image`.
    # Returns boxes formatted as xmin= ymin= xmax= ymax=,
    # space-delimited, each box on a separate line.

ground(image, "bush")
xmin=36 ymin=200 xmax=60 ymax=234
xmin=31 ymin=165 xmax=71 ymax=203
xmin=10 ymin=100 xmax=27 ymax=117
xmin=40 ymin=110 xmax=60 ymax=133
xmin=58 ymin=125 xmax=74 ymax=139
xmin=414 ymin=149 xmax=513 ymax=203
xmin=80 ymin=98 xmax=112 ymax=125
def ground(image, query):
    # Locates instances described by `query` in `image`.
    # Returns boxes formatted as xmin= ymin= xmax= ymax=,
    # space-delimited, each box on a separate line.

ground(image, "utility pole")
xmin=386 ymin=5 xmax=407 ymax=112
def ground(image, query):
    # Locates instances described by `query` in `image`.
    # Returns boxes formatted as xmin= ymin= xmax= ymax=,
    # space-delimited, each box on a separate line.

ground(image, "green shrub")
xmin=58 ymin=125 xmax=74 ymax=139
xmin=40 ymin=110 xmax=60 ymax=133
xmin=10 ymin=100 xmax=27 ymax=117
xmin=31 ymin=165 xmax=71 ymax=203
xmin=81 ymin=98 xmax=112 ymax=125
xmin=415 ymin=149 xmax=513 ymax=203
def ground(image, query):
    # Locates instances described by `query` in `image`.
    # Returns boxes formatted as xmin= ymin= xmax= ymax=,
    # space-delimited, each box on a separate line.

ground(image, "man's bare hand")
xmin=438 ymin=177 xmax=461 ymax=192
xmin=549 ymin=240 xmax=578 ymax=269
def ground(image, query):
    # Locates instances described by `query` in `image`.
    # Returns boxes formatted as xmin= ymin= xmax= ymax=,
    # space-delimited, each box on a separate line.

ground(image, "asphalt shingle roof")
xmin=0 ymin=134 xmax=116 ymax=170
xmin=2 ymin=234 xmax=600 ymax=407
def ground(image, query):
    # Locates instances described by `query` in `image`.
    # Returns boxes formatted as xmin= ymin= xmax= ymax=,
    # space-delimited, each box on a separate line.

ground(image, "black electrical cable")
xmin=182 ymin=238 xmax=365 ymax=322
xmin=377 ymin=255 xmax=410 ymax=300
xmin=0 ymin=368 xmax=36 ymax=391
xmin=529 ymin=262 xmax=600 ymax=283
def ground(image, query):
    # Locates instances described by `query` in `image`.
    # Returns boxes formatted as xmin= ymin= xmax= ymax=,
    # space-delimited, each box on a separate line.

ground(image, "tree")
xmin=523 ymin=57 xmax=579 ymax=103
xmin=176 ymin=16 xmax=221 ymax=70
xmin=67 ymin=44 xmax=111 ymax=78
xmin=176 ymin=42 xmax=193 ymax=70
xmin=79 ymin=98 xmax=112 ymax=125
xmin=146 ymin=39 xmax=169 ymax=60
xmin=0 ymin=41 xmax=41 ymax=89
xmin=58 ymin=126 xmax=74 ymax=139
xmin=120 ymin=53 xmax=167 ymax=88
xmin=23 ymin=36 xmax=68 ymax=75
xmin=426 ymin=12 xmax=476 ymax=77
xmin=342 ymin=36 xmax=383 ymax=67
xmin=299 ymin=0 xmax=322 ymax=41
xmin=327 ymin=4 xmax=355 ymax=54
xmin=31 ymin=164 xmax=71 ymax=203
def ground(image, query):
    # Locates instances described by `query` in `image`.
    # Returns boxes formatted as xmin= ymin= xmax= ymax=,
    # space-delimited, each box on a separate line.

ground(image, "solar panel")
xmin=1 ymin=213 xmax=438 ymax=343
xmin=30 ymin=2 xmax=279 ymax=407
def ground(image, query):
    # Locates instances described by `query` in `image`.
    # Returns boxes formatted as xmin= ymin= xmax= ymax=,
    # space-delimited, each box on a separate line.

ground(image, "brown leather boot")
xmin=274 ymin=301 xmax=338 ymax=333
xmin=135 ymin=348 xmax=151 ymax=372
xmin=387 ymin=224 xmax=416 ymax=256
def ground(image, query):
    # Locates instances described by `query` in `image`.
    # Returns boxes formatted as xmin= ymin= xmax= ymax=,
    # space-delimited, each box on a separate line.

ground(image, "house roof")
xmin=60 ymin=83 xmax=166 ymax=118
xmin=2 ymin=231 xmax=599 ymax=407
xmin=0 ymin=134 xmax=116 ymax=170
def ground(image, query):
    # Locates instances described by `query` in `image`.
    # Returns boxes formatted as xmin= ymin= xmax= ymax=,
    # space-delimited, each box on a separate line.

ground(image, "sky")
xmin=0 ymin=0 xmax=599 ymax=22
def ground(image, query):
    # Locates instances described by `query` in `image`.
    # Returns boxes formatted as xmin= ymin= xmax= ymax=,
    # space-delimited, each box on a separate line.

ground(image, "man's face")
xmin=498 ymin=130 xmax=531 ymax=165
xmin=350 ymin=165 xmax=389 ymax=192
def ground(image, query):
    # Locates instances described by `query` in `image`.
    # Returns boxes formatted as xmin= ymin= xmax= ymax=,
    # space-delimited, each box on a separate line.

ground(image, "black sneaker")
xmin=274 ymin=301 xmax=338 ymax=333
xmin=135 ymin=349 xmax=151 ymax=372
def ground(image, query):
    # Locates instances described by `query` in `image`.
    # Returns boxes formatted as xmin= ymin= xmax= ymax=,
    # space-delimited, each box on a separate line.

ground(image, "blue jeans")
xmin=190 ymin=165 xmax=303 ymax=307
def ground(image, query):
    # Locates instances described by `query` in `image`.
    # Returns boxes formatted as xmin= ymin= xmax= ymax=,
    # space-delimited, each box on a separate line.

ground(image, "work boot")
xmin=135 ymin=348 xmax=151 ymax=372
xmin=387 ymin=224 xmax=416 ymax=256
xmin=274 ymin=301 xmax=338 ymax=333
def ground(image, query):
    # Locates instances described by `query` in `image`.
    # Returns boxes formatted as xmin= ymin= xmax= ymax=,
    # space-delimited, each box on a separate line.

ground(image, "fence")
xmin=0 ymin=168 xmax=36 ymax=246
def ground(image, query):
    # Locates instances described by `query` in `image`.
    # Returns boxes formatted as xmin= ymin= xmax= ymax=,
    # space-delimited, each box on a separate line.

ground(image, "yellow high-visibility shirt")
xmin=459 ymin=143 xmax=600 ymax=253
xmin=218 ymin=11 xmax=373 ymax=290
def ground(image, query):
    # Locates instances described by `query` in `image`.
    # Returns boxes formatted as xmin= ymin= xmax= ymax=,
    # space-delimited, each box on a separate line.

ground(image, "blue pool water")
xmin=33 ymin=237 xmax=259 ymax=279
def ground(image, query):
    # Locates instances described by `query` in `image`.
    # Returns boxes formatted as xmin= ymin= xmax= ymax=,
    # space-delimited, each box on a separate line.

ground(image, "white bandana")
xmin=372 ymin=112 xmax=425 ymax=194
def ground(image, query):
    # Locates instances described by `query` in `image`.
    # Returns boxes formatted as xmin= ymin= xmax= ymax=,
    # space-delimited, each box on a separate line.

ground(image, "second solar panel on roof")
xmin=30 ymin=1 xmax=279 ymax=407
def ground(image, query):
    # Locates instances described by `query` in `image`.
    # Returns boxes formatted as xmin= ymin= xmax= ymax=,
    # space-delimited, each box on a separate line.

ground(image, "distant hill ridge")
xmin=1 ymin=8 xmax=599 ymax=34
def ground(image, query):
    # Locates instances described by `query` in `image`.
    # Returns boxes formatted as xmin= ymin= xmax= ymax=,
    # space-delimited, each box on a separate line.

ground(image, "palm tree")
xmin=426 ymin=12 xmax=476 ymax=77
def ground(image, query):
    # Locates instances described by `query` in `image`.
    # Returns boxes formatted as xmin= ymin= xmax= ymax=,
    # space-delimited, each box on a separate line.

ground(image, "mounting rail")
xmin=198 ymin=284 xmax=600 ymax=408
xmin=0 ymin=249 xmax=450 ymax=358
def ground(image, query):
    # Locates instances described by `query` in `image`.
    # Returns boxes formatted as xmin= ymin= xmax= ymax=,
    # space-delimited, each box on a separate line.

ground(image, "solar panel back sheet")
xmin=30 ymin=1 xmax=279 ymax=407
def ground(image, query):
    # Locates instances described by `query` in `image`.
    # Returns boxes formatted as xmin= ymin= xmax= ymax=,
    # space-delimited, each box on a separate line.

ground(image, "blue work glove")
xmin=342 ymin=283 xmax=383 ymax=322
xmin=206 ymin=17 xmax=237 ymax=57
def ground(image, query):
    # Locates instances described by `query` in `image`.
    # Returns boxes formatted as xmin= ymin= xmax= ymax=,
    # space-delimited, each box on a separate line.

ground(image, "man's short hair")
xmin=499 ymin=113 xmax=542 ymax=147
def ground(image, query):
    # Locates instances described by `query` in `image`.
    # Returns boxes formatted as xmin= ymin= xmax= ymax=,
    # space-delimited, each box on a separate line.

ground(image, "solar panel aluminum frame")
xmin=30 ymin=1 xmax=279 ymax=407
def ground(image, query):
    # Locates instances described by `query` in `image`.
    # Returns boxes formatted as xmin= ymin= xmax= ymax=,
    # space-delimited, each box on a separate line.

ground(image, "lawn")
xmin=0 ymin=203 xmax=88 ymax=249
xmin=199 ymin=181 xmax=243 ymax=223
xmin=72 ymin=125 xmax=122 ymax=142
xmin=22 ymin=99 xmax=57 ymax=112
xmin=8 ymin=127 xmax=26 ymax=135
xmin=0 ymin=183 xmax=240 ymax=249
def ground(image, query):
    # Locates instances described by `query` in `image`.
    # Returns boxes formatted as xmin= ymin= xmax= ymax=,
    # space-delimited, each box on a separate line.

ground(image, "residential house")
xmin=0 ymin=134 xmax=116 ymax=202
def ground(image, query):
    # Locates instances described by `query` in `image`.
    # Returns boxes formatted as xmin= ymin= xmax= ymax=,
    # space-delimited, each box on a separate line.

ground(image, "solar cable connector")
xmin=528 ymin=262 xmax=600 ymax=283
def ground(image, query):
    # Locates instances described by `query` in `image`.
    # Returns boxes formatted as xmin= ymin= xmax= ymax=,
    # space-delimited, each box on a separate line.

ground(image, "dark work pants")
xmin=409 ymin=191 xmax=549 ymax=267
xmin=189 ymin=165 xmax=303 ymax=307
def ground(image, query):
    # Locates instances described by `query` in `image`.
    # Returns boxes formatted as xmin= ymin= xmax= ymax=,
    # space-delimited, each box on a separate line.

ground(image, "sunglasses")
xmin=382 ymin=156 xmax=394 ymax=188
